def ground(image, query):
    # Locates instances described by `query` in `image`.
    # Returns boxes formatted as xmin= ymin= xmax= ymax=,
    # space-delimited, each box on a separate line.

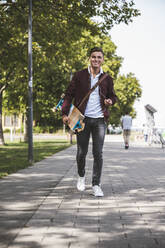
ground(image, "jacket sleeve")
xmin=108 ymin=76 xmax=118 ymax=105
xmin=61 ymin=72 xmax=77 ymax=116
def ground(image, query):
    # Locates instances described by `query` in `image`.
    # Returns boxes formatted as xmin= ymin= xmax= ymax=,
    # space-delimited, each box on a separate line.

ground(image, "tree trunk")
xmin=0 ymin=91 xmax=5 ymax=145
xmin=23 ymin=112 xmax=28 ymax=142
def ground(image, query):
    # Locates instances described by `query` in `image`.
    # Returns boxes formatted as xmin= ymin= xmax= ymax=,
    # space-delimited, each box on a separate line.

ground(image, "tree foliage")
xmin=0 ymin=0 xmax=141 ymax=142
xmin=110 ymin=73 xmax=142 ymax=126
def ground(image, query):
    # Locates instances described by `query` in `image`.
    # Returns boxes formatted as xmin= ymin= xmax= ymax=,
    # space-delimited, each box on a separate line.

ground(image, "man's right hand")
xmin=62 ymin=115 xmax=70 ymax=125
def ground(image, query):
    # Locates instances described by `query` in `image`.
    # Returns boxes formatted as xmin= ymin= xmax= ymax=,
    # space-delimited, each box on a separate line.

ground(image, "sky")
xmin=110 ymin=0 xmax=165 ymax=127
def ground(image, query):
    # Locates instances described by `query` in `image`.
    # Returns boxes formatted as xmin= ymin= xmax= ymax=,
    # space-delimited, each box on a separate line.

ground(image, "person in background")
xmin=143 ymin=124 xmax=149 ymax=142
xmin=121 ymin=112 xmax=132 ymax=149
xmin=62 ymin=47 xmax=117 ymax=197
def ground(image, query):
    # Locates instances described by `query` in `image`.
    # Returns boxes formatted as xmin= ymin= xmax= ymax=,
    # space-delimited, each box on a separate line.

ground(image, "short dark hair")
xmin=88 ymin=47 xmax=104 ymax=57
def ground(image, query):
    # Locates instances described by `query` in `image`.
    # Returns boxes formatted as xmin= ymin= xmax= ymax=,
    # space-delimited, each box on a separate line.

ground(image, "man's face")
xmin=89 ymin=51 xmax=104 ymax=70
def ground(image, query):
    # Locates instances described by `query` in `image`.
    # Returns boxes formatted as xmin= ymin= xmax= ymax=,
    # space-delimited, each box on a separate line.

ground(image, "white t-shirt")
xmin=84 ymin=67 xmax=104 ymax=118
xmin=121 ymin=115 xmax=132 ymax=130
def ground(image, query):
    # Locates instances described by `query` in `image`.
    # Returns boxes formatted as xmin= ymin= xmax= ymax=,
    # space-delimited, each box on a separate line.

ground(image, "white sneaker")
xmin=92 ymin=185 xmax=104 ymax=197
xmin=77 ymin=176 xmax=85 ymax=191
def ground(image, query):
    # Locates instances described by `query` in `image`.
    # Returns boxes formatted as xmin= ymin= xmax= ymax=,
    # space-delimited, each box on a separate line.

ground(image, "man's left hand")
xmin=104 ymin=98 xmax=112 ymax=106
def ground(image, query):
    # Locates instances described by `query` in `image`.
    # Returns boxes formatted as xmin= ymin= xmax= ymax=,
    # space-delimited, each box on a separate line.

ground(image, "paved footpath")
xmin=0 ymin=140 xmax=165 ymax=248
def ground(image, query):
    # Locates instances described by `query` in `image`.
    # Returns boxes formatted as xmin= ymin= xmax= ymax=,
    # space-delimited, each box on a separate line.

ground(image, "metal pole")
xmin=28 ymin=0 xmax=33 ymax=164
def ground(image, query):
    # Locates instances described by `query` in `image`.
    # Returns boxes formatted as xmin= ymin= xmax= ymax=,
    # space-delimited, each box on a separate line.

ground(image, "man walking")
xmin=62 ymin=47 xmax=117 ymax=196
xmin=121 ymin=112 xmax=132 ymax=149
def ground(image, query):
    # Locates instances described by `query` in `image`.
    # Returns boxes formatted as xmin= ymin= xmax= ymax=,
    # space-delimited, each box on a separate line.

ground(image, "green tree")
xmin=110 ymin=73 xmax=142 ymax=126
xmin=0 ymin=0 xmax=140 ymax=143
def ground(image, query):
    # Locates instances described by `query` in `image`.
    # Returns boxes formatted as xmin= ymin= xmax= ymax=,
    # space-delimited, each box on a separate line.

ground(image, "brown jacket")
xmin=62 ymin=68 xmax=117 ymax=122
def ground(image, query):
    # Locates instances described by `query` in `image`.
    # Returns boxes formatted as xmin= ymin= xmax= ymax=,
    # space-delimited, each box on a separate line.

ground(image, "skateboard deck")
xmin=68 ymin=105 xmax=85 ymax=133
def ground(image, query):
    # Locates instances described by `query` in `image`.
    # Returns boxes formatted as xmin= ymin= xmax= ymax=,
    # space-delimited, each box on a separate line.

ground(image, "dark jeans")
xmin=76 ymin=117 xmax=106 ymax=186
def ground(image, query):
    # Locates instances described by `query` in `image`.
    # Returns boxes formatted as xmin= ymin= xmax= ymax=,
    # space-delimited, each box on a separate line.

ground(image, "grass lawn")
xmin=0 ymin=140 xmax=72 ymax=178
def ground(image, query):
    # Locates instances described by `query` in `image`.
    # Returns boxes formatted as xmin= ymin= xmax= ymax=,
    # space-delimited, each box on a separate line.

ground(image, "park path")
xmin=0 ymin=139 xmax=165 ymax=248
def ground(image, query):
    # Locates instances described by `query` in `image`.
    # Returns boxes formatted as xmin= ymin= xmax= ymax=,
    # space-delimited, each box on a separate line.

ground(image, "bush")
xmin=3 ymin=129 xmax=10 ymax=133
xmin=33 ymin=126 xmax=43 ymax=133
